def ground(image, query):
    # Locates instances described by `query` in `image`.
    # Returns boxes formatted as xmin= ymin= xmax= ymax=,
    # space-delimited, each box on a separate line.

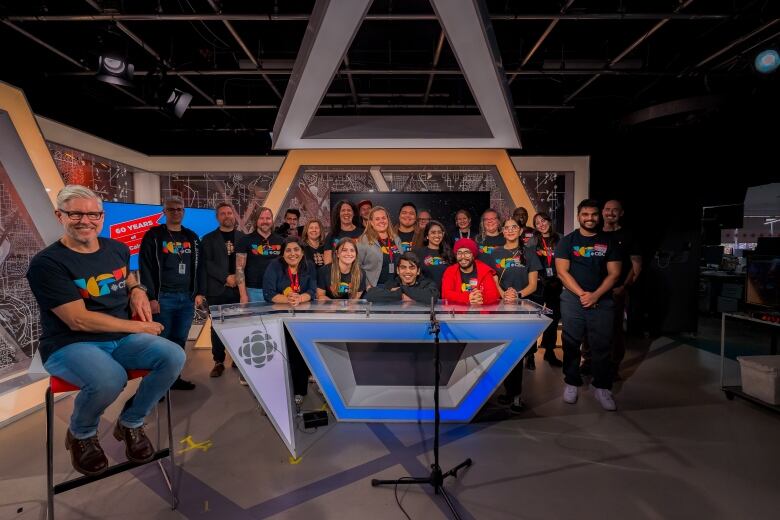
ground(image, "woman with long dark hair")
xmin=531 ymin=211 xmax=563 ymax=367
xmin=323 ymin=200 xmax=362 ymax=265
xmin=412 ymin=220 xmax=454 ymax=289
xmin=262 ymin=237 xmax=317 ymax=405
xmin=317 ymin=238 xmax=366 ymax=299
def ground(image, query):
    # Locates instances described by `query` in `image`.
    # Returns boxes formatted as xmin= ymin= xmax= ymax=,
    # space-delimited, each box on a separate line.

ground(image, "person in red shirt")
xmin=441 ymin=238 xmax=500 ymax=305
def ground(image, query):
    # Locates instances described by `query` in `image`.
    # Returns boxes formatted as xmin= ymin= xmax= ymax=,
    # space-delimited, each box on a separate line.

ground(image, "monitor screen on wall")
xmin=330 ymin=192 xmax=491 ymax=231
xmin=100 ymin=202 xmax=216 ymax=270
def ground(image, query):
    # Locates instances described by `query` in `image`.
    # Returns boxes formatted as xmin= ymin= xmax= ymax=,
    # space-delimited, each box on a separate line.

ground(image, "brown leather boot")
xmin=65 ymin=430 xmax=108 ymax=476
xmin=113 ymin=423 xmax=155 ymax=463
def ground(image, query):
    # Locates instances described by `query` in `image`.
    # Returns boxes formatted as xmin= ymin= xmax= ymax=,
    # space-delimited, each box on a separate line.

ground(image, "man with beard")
xmin=199 ymin=202 xmax=245 ymax=378
xmin=275 ymin=208 xmax=304 ymax=238
xmin=26 ymin=186 xmax=184 ymax=476
xmin=236 ymin=207 xmax=284 ymax=305
xmin=396 ymin=202 xmax=418 ymax=253
xmin=555 ymin=199 xmax=622 ymax=411
xmin=365 ymin=252 xmax=439 ymax=304
xmin=441 ymin=238 xmax=500 ymax=305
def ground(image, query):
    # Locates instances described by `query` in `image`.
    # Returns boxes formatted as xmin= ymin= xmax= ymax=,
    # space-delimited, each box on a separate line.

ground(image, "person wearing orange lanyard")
xmin=262 ymin=237 xmax=317 ymax=405
xmin=357 ymin=206 xmax=403 ymax=288
xmin=531 ymin=212 xmax=564 ymax=367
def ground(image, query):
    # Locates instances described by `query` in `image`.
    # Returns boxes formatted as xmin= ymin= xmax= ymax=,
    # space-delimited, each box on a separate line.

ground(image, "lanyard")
xmin=287 ymin=267 xmax=300 ymax=293
xmin=380 ymin=238 xmax=395 ymax=263
xmin=540 ymin=236 xmax=553 ymax=267
xmin=166 ymin=227 xmax=184 ymax=263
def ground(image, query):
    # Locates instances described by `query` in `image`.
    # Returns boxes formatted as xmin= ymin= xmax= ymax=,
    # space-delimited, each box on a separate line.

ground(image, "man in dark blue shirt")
xmin=555 ymin=199 xmax=622 ymax=411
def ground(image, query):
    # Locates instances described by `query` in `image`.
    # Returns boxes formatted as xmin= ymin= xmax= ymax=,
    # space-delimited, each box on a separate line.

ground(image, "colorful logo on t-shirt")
xmin=495 ymin=257 xmax=524 ymax=269
xmin=73 ymin=267 xmax=128 ymax=298
xmin=380 ymin=244 xmax=401 ymax=256
xmin=400 ymin=241 xmax=413 ymax=253
xmin=424 ymin=255 xmax=446 ymax=266
xmin=162 ymin=241 xmax=191 ymax=254
xmin=479 ymin=245 xmax=496 ymax=255
xmin=461 ymin=278 xmax=479 ymax=292
xmin=536 ymin=248 xmax=554 ymax=259
xmin=572 ymin=244 xmax=608 ymax=258
xmin=337 ymin=282 xmax=351 ymax=294
xmin=251 ymin=244 xmax=281 ymax=256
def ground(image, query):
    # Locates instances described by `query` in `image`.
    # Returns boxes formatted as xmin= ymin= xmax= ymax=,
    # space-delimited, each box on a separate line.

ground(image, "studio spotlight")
xmin=96 ymin=55 xmax=134 ymax=86
xmin=754 ymin=49 xmax=779 ymax=74
xmin=164 ymin=88 xmax=193 ymax=118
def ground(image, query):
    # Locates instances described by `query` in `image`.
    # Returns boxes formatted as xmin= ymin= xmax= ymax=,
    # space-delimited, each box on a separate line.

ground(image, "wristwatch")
xmin=128 ymin=283 xmax=148 ymax=295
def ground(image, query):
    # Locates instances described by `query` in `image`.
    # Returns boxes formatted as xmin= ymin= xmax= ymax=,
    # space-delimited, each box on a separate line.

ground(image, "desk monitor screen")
xmin=702 ymin=245 xmax=724 ymax=267
xmin=745 ymin=255 xmax=780 ymax=309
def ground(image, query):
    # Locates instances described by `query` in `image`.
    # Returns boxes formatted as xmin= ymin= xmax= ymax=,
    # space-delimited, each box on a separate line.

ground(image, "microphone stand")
xmin=371 ymin=297 xmax=473 ymax=519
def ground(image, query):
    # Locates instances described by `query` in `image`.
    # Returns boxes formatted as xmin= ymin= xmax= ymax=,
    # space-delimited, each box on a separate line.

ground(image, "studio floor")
xmin=1 ymin=316 xmax=778 ymax=519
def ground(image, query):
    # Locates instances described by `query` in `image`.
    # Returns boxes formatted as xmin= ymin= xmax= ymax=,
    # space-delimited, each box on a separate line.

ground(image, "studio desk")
xmin=210 ymin=300 xmax=551 ymax=457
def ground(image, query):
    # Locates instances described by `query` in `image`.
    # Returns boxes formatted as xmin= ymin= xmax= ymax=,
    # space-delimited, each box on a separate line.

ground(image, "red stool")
xmin=46 ymin=370 xmax=177 ymax=519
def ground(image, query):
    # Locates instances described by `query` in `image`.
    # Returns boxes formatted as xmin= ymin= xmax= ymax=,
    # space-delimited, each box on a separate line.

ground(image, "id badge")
xmin=546 ymin=267 xmax=554 ymax=277
xmin=178 ymin=263 xmax=186 ymax=275
xmin=388 ymin=263 xmax=395 ymax=274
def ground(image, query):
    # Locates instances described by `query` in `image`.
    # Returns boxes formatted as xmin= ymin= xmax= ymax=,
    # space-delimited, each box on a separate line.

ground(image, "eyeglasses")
xmin=456 ymin=250 xmax=473 ymax=257
xmin=59 ymin=210 xmax=104 ymax=221
xmin=503 ymin=225 xmax=520 ymax=231
xmin=165 ymin=207 xmax=184 ymax=213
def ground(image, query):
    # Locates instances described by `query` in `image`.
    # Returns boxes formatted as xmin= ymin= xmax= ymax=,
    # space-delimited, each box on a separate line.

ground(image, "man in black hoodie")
xmin=366 ymin=252 xmax=439 ymax=304
xmin=139 ymin=196 xmax=201 ymax=390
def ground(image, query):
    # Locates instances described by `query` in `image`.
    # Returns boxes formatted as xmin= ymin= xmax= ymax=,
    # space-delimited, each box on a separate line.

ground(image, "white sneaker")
xmin=563 ymin=384 xmax=578 ymax=404
xmin=593 ymin=388 xmax=617 ymax=411
xmin=239 ymin=374 xmax=248 ymax=386
xmin=294 ymin=394 xmax=304 ymax=406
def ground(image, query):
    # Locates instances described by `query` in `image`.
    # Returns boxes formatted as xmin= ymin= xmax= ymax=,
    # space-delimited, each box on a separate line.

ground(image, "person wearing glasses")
xmin=26 ymin=185 xmax=184 ymax=476
xmin=441 ymin=238 xmax=500 ymax=305
xmin=417 ymin=209 xmax=432 ymax=231
xmin=489 ymin=217 xmax=543 ymax=411
xmin=138 ymin=196 xmax=201 ymax=391
xmin=476 ymin=208 xmax=504 ymax=259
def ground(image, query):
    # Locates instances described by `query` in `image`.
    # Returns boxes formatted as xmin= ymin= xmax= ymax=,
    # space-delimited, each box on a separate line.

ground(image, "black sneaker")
xmin=525 ymin=355 xmax=536 ymax=371
xmin=497 ymin=394 xmax=513 ymax=406
xmin=509 ymin=397 xmax=525 ymax=414
xmin=171 ymin=377 xmax=196 ymax=390
xmin=544 ymin=351 xmax=563 ymax=367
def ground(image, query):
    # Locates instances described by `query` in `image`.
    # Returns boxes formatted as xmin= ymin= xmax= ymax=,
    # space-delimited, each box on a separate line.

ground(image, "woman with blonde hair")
xmin=317 ymin=238 xmax=366 ymax=299
xmin=301 ymin=219 xmax=326 ymax=268
xmin=357 ymin=206 xmax=402 ymax=287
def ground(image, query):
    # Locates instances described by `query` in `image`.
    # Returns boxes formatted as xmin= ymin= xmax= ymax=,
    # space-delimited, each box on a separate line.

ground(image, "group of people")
xmin=27 ymin=185 xmax=639 ymax=477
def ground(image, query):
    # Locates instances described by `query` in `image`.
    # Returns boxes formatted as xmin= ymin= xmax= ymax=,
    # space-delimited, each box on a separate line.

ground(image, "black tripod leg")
xmin=438 ymin=486 xmax=463 ymax=520
xmin=442 ymin=458 xmax=473 ymax=479
xmin=371 ymin=477 xmax=432 ymax=487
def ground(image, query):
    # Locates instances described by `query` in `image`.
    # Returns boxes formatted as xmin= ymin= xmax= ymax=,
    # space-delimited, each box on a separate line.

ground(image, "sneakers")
xmin=171 ymin=377 xmax=196 ymax=390
xmin=509 ymin=396 xmax=524 ymax=414
xmin=113 ymin=423 xmax=155 ymax=464
xmin=65 ymin=430 xmax=108 ymax=476
xmin=525 ymin=354 xmax=536 ymax=371
xmin=294 ymin=394 xmax=304 ymax=407
xmin=543 ymin=350 xmax=563 ymax=367
xmin=210 ymin=362 xmax=225 ymax=378
xmin=497 ymin=394 xmax=513 ymax=406
xmin=593 ymin=388 xmax=617 ymax=411
xmin=563 ymin=384 xmax=578 ymax=404
xmin=239 ymin=373 xmax=248 ymax=386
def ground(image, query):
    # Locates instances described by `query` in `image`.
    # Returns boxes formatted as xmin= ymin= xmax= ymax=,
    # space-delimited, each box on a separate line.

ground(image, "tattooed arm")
xmin=236 ymin=253 xmax=248 ymax=303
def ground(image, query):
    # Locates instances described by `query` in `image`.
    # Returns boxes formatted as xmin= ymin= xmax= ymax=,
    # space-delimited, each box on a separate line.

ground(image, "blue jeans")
xmin=43 ymin=334 xmax=185 ymax=439
xmin=246 ymin=287 xmax=264 ymax=302
xmin=156 ymin=291 xmax=195 ymax=350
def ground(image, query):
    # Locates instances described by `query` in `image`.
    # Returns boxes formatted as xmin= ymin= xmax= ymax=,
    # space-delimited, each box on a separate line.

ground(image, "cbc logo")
xmin=238 ymin=330 xmax=276 ymax=368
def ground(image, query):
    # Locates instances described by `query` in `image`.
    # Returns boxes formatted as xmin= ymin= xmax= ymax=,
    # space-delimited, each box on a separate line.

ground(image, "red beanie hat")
xmin=453 ymin=238 xmax=478 ymax=257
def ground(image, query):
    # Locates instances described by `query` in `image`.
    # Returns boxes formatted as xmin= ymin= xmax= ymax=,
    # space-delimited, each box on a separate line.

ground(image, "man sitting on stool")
xmin=26 ymin=186 xmax=185 ymax=476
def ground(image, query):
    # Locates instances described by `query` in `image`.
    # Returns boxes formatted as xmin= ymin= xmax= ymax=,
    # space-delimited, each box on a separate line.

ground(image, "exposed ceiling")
xmin=0 ymin=0 xmax=777 ymax=155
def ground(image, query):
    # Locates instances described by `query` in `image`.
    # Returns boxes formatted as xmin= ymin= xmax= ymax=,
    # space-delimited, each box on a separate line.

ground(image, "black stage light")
xmin=164 ymin=88 xmax=193 ymax=118
xmin=96 ymin=55 xmax=134 ymax=87
xmin=302 ymin=410 xmax=328 ymax=429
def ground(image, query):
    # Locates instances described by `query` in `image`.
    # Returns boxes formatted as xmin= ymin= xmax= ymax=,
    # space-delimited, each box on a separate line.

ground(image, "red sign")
xmin=109 ymin=213 xmax=163 ymax=255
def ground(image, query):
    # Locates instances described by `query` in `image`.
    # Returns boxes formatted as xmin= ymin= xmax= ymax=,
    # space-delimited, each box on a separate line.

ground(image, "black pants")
xmin=207 ymin=289 xmax=240 ymax=363
xmin=538 ymin=283 xmax=562 ymax=351
xmin=503 ymin=363 xmax=524 ymax=398
xmin=561 ymin=290 xmax=614 ymax=390
xmin=580 ymin=290 xmax=625 ymax=373
xmin=284 ymin=326 xmax=311 ymax=396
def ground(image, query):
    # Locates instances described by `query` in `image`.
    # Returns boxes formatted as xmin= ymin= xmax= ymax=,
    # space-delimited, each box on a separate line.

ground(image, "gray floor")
xmin=1 ymin=318 xmax=778 ymax=519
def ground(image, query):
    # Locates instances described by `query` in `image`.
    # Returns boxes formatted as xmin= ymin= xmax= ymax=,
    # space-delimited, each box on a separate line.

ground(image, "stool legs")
xmin=46 ymin=387 xmax=54 ymax=519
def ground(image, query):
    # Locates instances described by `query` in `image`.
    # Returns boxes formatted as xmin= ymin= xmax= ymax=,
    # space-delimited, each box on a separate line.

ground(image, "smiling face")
xmin=426 ymin=223 xmax=444 ymax=247
xmin=339 ymin=203 xmax=355 ymax=226
xmin=398 ymin=205 xmax=417 ymax=229
xmin=285 ymin=211 xmax=299 ymax=228
xmin=502 ymin=218 xmax=521 ymax=242
xmin=534 ymin=214 xmax=551 ymax=235
xmin=482 ymin=211 xmax=499 ymax=235
xmin=57 ymin=197 xmax=104 ymax=247
xmin=602 ymin=200 xmax=623 ymax=227
xmin=397 ymin=258 xmax=420 ymax=285
xmin=336 ymin=240 xmax=357 ymax=267
xmin=306 ymin=221 xmax=322 ymax=241
xmin=418 ymin=211 xmax=431 ymax=230
xmin=578 ymin=205 xmax=600 ymax=232
xmin=164 ymin=201 xmax=185 ymax=226
xmin=256 ymin=209 xmax=274 ymax=235
xmin=456 ymin=247 xmax=475 ymax=270
xmin=370 ymin=209 xmax=390 ymax=234
xmin=283 ymin=241 xmax=303 ymax=267
xmin=456 ymin=211 xmax=471 ymax=230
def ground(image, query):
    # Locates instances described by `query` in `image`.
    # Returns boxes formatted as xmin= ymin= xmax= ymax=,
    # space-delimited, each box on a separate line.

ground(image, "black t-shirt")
xmin=532 ymin=234 xmax=562 ymax=297
xmin=397 ymin=230 xmax=416 ymax=253
xmin=603 ymin=228 xmax=640 ymax=286
xmin=324 ymin=228 xmax=363 ymax=252
xmin=490 ymin=245 xmax=543 ymax=292
xmin=303 ymin=243 xmax=326 ymax=268
xmin=237 ymin=232 xmax=284 ymax=288
xmin=413 ymin=246 xmax=451 ymax=288
xmin=459 ymin=269 xmax=480 ymax=293
xmin=477 ymin=234 xmax=504 ymax=263
xmin=317 ymin=265 xmax=367 ymax=299
xmin=220 ymin=230 xmax=237 ymax=275
xmin=555 ymin=230 xmax=621 ymax=295
xmin=160 ymin=229 xmax=192 ymax=292
xmin=26 ymin=238 xmax=131 ymax=362
xmin=520 ymin=227 xmax=537 ymax=247
xmin=377 ymin=238 xmax=402 ymax=286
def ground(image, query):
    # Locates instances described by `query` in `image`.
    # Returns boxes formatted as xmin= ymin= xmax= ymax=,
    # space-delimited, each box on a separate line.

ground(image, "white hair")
xmin=56 ymin=185 xmax=103 ymax=210
xmin=164 ymin=195 xmax=185 ymax=207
